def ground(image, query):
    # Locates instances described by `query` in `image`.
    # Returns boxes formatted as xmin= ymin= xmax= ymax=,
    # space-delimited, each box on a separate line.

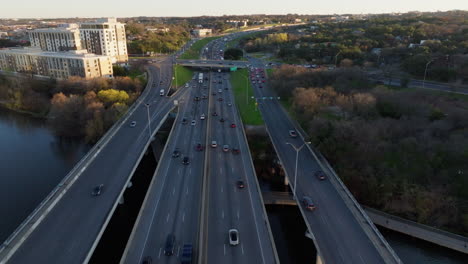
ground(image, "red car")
xmin=230 ymin=123 xmax=236 ymax=128
xmin=218 ymin=98 xmax=224 ymax=101
xmin=195 ymin=143 xmax=204 ymax=151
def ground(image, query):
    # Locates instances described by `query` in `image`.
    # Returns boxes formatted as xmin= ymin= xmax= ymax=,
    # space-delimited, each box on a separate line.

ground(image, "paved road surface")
xmin=202 ymin=72 xmax=277 ymax=264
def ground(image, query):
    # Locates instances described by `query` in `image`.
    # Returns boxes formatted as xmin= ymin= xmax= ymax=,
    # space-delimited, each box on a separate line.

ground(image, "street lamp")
xmin=286 ymin=141 xmax=311 ymax=199
xmin=335 ymin=51 xmax=342 ymax=67
xmin=144 ymin=103 xmax=152 ymax=140
xmin=423 ymin=60 xmax=433 ymax=89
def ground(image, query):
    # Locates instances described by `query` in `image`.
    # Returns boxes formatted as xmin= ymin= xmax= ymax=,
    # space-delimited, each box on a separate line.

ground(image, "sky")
xmin=1 ymin=0 xmax=467 ymax=18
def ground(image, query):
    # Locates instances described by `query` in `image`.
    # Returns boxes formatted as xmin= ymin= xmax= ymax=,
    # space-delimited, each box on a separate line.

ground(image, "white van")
xmin=160 ymin=89 xmax=165 ymax=96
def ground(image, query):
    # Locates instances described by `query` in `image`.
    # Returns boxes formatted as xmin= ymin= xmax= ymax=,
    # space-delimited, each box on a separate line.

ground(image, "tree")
xmin=224 ymin=48 xmax=244 ymax=60
xmin=97 ymin=89 xmax=129 ymax=105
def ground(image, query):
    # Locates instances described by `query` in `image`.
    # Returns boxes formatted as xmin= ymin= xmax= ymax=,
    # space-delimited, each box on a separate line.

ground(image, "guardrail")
xmin=0 ymin=68 xmax=154 ymax=260
xmin=286 ymin=107 xmax=401 ymax=264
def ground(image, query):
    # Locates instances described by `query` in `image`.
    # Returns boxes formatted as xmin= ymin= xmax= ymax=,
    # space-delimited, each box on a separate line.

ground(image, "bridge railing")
xmin=0 ymin=68 xmax=154 ymax=257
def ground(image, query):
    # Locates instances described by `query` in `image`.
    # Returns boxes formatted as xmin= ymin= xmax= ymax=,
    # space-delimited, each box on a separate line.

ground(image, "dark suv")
xmin=92 ymin=184 xmax=104 ymax=196
xmin=182 ymin=156 xmax=190 ymax=165
xmin=164 ymin=234 xmax=176 ymax=256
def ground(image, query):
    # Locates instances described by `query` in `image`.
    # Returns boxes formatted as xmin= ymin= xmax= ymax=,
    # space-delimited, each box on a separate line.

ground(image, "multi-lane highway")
xmin=121 ymin=73 xmax=210 ymax=264
xmin=247 ymin=57 xmax=400 ymax=263
xmin=0 ymin=58 xmax=184 ymax=264
xmin=201 ymin=72 xmax=277 ymax=263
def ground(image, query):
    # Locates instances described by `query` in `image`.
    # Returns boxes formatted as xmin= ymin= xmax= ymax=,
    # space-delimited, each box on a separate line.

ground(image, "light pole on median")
xmin=144 ymin=103 xmax=152 ymax=141
xmin=286 ymin=141 xmax=311 ymax=199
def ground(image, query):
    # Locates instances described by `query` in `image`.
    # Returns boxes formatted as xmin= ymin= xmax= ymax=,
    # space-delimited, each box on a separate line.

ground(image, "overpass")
xmin=248 ymin=57 xmax=401 ymax=264
xmin=0 ymin=59 xmax=184 ymax=264
xmin=176 ymin=59 xmax=248 ymax=69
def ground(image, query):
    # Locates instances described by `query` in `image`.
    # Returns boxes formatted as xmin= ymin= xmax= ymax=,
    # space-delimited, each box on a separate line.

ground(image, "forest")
xmin=270 ymin=65 xmax=468 ymax=235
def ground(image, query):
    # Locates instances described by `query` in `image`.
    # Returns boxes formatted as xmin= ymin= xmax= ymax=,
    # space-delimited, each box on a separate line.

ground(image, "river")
xmin=0 ymin=107 xmax=90 ymax=242
xmin=0 ymin=108 xmax=467 ymax=263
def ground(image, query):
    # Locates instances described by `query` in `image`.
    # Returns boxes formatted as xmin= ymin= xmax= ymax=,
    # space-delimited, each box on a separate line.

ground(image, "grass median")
xmin=171 ymin=65 xmax=194 ymax=88
xmin=179 ymin=36 xmax=220 ymax=60
xmin=230 ymin=69 xmax=264 ymax=125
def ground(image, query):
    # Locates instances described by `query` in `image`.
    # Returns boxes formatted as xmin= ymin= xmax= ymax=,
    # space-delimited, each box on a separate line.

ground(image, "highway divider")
xmin=0 ymin=67 xmax=155 ymax=262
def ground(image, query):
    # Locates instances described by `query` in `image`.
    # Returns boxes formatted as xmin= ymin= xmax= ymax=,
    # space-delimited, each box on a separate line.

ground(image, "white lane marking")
xmin=237 ymin=210 xmax=240 ymax=219
xmin=224 ymin=244 xmax=226 ymax=256
xmin=220 ymin=168 xmax=223 ymax=174
xmin=222 ymin=210 xmax=224 ymax=219
xmin=186 ymin=187 xmax=189 ymax=195
xmin=182 ymin=212 xmax=185 ymax=223
xmin=177 ymin=246 xmax=181 ymax=257
xmin=232 ymin=167 xmax=234 ymax=173
xmin=189 ymin=168 xmax=192 ymax=175
xmin=178 ymin=169 xmax=181 ymax=175
xmin=172 ymin=187 xmax=176 ymax=196
xmin=241 ymin=244 xmax=245 ymax=255
xmin=221 ymin=187 xmax=223 ymax=193
xmin=158 ymin=248 xmax=162 ymax=258
xmin=166 ymin=213 xmax=170 ymax=223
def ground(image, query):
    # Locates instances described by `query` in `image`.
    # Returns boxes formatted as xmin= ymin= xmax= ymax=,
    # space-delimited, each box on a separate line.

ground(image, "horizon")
xmin=0 ymin=0 xmax=467 ymax=19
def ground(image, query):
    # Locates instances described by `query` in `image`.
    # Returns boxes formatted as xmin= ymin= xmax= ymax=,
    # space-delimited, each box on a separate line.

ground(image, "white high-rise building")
xmin=29 ymin=24 xmax=82 ymax=52
xmin=79 ymin=18 xmax=128 ymax=64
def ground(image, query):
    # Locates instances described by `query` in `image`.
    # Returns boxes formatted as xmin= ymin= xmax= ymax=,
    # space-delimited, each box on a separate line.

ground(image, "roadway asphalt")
xmin=202 ymin=72 xmax=277 ymax=264
xmin=247 ymin=57 xmax=392 ymax=263
xmin=3 ymin=58 xmax=183 ymax=264
xmin=121 ymin=73 xmax=210 ymax=264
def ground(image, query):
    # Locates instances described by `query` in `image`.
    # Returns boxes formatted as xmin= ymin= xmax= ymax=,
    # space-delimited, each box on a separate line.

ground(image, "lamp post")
xmin=423 ymin=60 xmax=433 ymax=89
xmin=286 ymin=141 xmax=311 ymax=198
xmin=335 ymin=51 xmax=342 ymax=67
xmin=144 ymin=103 xmax=152 ymax=140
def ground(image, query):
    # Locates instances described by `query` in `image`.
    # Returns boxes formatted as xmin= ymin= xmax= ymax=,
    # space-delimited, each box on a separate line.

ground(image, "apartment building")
xmin=80 ymin=18 xmax=128 ymax=63
xmin=29 ymin=24 xmax=82 ymax=52
xmin=0 ymin=47 xmax=113 ymax=79
xmin=193 ymin=28 xmax=212 ymax=37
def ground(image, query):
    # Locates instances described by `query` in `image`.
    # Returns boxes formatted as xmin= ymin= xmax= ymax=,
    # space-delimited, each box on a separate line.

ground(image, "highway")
xmin=121 ymin=73 xmax=209 ymax=264
xmin=247 ymin=57 xmax=399 ymax=264
xmin=201 ymin=72 xmax=277 ymax=263
xmin=0 ymin=58 xmax=184 ymax=264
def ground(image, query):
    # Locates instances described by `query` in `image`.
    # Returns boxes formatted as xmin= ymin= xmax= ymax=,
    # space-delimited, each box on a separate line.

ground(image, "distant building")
xmin=79 ymin=18 xmax=128 ymax=63
xmin=193 ymin=28 xmax=212 ymax=37
xmin=29 ymin=24 xmax=82 ymax=52
xmin=147 ymin=27 xmax=170 ymax=33
xmin=0 ymin=32 xmax=8 ymax=38
xmin=0 ymin=47 xmax=113 ymax=79
xmin=408 ymin=43 xmax=421 ymax=48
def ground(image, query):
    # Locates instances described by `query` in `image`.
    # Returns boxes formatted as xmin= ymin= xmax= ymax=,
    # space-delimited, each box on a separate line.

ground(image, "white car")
xmin=200 ymin=114 xmax=205 ymax=120
xmin=223 ymin=145 xmax=229 ymax=152
xmin=211 ymin=141 xmax=217 ymax=148
xmin=191 ymin=120 xmax=196 ymax=126
xmin=229 ymin=229 xmax=239 ymax=246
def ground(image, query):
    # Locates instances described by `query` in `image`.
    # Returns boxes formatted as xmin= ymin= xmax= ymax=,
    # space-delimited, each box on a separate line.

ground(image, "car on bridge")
xmin=230 ymin=123 xmax=236 ymax=128
xmin=232 ymin=147 xmax=240 ymax=154
xmin=289 ymin=130 xmax=297 ymax=138
xmin=182 ymin=157 xmax=190 ymax=165
xmin=200 ymin=114 xmax=206 ymax=120
xmin=172 ymin=149 xmax=181 ymax=158
xmin=236 ymin=180 xmax=245 ymax=189
xmin=130 ymin=121 xmax=137 ymax=127
xmin=229 ymin=229 xmax=239 ymax=246
xmin=211 ymin=141 xmax=217 ymax=148
xmin=315 ymin=170 xmax=326 ymax=180
xmin=195 ymin=143 xmax=204 ymax=151
xmin=92 ymin=184 xmax=104 ymax=196
xmin=164 ymin=234 xmax=176 ymax=256
xmin=142 ymin=256 xmax=152 ymax=264
xmin=302 ymin=196 xmax=316 ymax=211
xmin=191 ymin=120 xmax=196 ymax=126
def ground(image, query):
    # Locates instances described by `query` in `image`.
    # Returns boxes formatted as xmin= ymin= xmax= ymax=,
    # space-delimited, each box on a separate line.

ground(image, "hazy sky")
xmin=1 ymin=0 xmax=467 ymax=18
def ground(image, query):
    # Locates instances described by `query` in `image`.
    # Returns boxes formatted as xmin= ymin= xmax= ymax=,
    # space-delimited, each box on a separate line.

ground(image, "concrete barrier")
xmin=364 ymin=207 xmax=468 ymax=254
